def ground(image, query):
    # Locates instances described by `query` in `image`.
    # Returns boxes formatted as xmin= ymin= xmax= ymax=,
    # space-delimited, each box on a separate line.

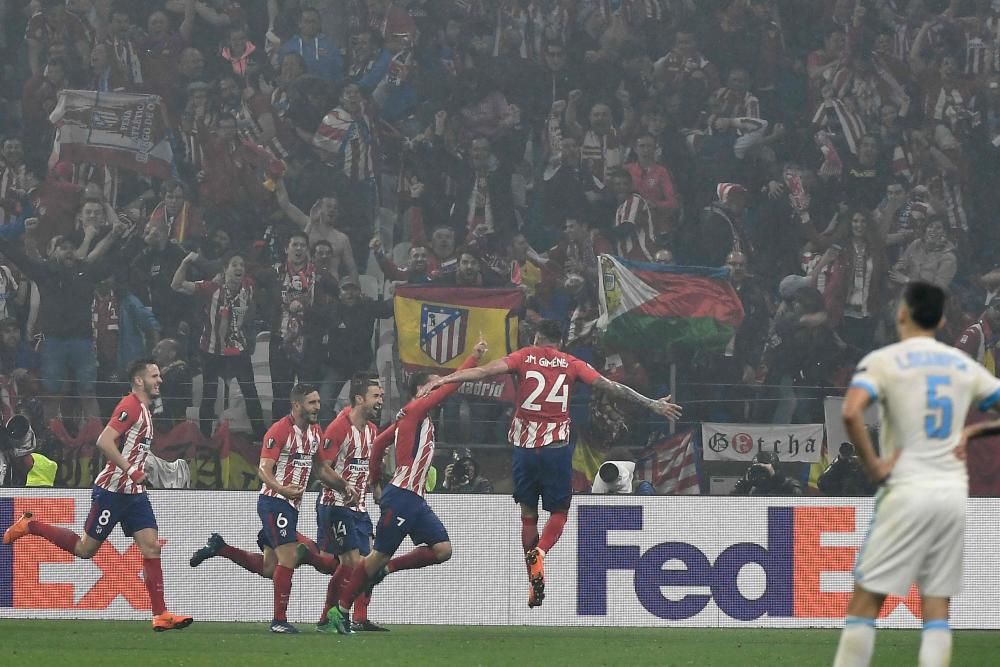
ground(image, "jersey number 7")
xmin=521 ymin=371 xmax=569 ymax=412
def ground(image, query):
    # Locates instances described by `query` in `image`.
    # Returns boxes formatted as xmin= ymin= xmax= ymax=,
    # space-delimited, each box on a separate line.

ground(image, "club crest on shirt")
xmin=117 ymin=411 xmax=129 ymax=422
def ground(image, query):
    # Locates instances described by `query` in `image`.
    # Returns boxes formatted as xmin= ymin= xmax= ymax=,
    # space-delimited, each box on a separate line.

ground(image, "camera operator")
xmin=818 ymin=442 xmax=877 ymax=496
xmin=442 ymin=448 xmax=493 ymax=493
xmin=591 ymin=461 xmax=656 ymax=495
xmin=0 ymin=414 xmax=55 ymax=487
xmin=731 ymin=451 xmax=803 ymax=496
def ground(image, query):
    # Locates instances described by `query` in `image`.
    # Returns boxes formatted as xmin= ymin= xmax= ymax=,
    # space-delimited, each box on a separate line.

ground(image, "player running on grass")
xmin=188 ymin=384 xmax=350 ymax=634
xmin=3 ymin=358 xmax=193 ymax=632
xmin=834 ymin=282 xmax=1000 ymax=667
xmin=420 ymin=319 xmax=681 ymax=608
xmin=324 ymin=339 xmax=488 ymax=634
xmin=311 ymin=373 xmax=388 ymax=633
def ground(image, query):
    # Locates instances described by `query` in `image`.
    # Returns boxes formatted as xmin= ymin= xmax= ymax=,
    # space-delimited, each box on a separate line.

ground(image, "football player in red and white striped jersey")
xmin=324 ymin=340 xmax=488 ymax=635
xmin=422 ymin=320 xmax=681 ymax=607
xmin=3 ymin=358 xmax=193 ymax=632
xmin=314 ymin=373 xmax=386 ymax=632
xmin=188 ymin=384 xmax=346 ymax=634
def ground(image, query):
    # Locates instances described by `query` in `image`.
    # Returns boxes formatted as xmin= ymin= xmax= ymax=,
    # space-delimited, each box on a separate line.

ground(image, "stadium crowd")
xmin=1 ymin=0 xmax=1000 ymax=492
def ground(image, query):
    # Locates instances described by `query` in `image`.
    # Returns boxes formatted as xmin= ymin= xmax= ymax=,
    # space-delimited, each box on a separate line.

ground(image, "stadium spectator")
xmin=152 ymin=338 xmax=192 ymax=431
xmin=2 ymin=0 xmax=1000 ymax=497
xmin=323 ymin=275 xmax=393 ymax=411
xmin=171 ymin=251 xmax=266 ymax=439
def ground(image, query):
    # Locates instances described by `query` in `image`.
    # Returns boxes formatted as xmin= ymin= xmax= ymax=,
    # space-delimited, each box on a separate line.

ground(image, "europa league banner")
xmin=701 ymin=422 xmax=824 ymax=463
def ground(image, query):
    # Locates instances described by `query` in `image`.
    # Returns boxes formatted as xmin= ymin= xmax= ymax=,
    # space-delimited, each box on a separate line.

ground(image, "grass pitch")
xmin=3 ymin=620 xmax=998 ymax=666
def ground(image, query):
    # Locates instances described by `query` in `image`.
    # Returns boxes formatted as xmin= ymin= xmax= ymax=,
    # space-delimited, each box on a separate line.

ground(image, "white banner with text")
xmin=701 ymin=423 xmax=824 ymax=462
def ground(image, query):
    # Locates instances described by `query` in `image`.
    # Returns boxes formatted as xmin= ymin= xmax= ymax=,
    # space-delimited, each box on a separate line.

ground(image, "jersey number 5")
xmin=521 ymin=371 xmax=569 ymax=412
xmin=924 ymin=375 xmax=953 ymax=439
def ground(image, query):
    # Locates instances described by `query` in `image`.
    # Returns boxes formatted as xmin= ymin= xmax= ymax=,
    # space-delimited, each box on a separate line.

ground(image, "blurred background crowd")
xmin=2 ymin=0 xmax=1000 ymax=495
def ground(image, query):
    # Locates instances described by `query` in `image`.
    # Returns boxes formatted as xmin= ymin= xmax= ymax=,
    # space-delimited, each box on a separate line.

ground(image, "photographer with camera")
xmin=441 ymin=448 xmax=493 ymax=494
xmin=0 ymin=413 xmax=55 ymax=487
xmin=731 ymin=451 xmax=803 ymax=496
xmin=591 ymin=461 xmax=656 ymax=495
xmin=818 ymin=442 xmax=877 ymax=496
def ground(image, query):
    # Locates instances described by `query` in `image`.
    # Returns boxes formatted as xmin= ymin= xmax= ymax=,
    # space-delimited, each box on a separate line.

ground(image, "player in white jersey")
xmin=833 ymin=282 xmax=1000 ymax=667
xmin=3 ymin=358 xmax=193 ymax=631
xmin=312 ymin=373 xmax=387 ymax=632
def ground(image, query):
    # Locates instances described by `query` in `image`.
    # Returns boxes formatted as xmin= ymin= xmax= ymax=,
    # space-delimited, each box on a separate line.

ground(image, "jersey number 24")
xmin=521 ymin=371 xmax=569 ymax=412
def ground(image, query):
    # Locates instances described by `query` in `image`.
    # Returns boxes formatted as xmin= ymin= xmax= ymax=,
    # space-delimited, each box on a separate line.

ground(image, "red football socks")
xmin=338 ymin=563 xmax=370 ymax=610
xmin=142 ymin=557 xmax=167 ymax=616
xmin=219 ymin=545 xmax=265 ymax=576
xmin=521 ymin=516 xmax=539 ymax=552
xmin=272 ymin=565 xmax=293 ymax=622
xmin=353 ymin=593 xmax=371 ymax=623
xmin=320 ymin=565 xmax=352 ymax=624
xmin=388 ymin=546 xmax=437 ymax=573
xmin=295 ymin=534 xmax=338 ymax=574
xmin=538 ymin=511 xmax=568 ymax=553
xmin=28 ymin=521 xmax=80 ymax=555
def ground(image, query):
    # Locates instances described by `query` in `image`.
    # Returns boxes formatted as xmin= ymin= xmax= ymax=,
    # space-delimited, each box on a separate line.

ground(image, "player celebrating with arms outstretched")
xmin=324 ymin=339 xmax=488 ymax=634
xmin=420 ymin=320 xmax=682 ymax=607
xmin=834 ymin=282 xmax=1000 ymax=667
xmin=3 ymin=358 xmax=193 ymax=631
xmin=189 ymin=384 xmax=348 ymax=634
xmin=313 ymin=373 xmax=387 ymax=632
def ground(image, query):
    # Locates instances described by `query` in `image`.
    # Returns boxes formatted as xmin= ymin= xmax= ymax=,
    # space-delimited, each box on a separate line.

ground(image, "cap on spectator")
xmin=717 ymin=183 xmax=747 ymax=201
xmin=339 ymin=275 xmax=359 ymax=289
xmin=779 ymin=274 xmax=810 ymax=301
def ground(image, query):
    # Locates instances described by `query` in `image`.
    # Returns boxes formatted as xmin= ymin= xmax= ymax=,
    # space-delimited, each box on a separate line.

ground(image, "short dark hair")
xmin=161 ymin=178 xmax=186 ymax=196
xmin=287 ymin=230 xmax=309 ymax=247
xmin=535 ymin=319 xmax=563 ymax=345
xmin=350 ymin=373 xmax=381 ymax=406
xmin=127 ymin=357 xmax=156 ymax=384
xmin=407 ymin=372 xmax=432 ymax=398
xmin=312 ymin=239 xmax=333 ymax=252
xmin=598 ymin=462 xmax=620 ymax=483
xmin=903 ymin=281 xmax=946 ymax=330
xmin=290 ymin=383 xmax=319 ymax=405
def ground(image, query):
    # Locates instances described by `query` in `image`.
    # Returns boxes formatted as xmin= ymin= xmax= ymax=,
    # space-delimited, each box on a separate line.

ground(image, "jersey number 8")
xmin=521 ymin=371 xmax=569 ymax=412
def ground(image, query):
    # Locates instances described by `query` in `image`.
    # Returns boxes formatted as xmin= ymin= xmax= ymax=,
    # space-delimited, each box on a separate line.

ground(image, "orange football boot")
xmin=153 ymin=612 xmax=194 ymax=632
xmin=2 ymin=511 xmax=33 ymax=545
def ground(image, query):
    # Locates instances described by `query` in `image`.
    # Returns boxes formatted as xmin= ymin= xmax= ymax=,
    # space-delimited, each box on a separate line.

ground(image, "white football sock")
xmin=833 ymin=616 xmax=876 ymax=667
xmin=918 ymin=620 xmax=952 ymax=667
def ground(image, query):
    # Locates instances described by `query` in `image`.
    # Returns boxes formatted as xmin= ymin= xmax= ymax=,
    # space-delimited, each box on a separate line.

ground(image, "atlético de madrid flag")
xmin=597 ymin=255 xmax=744 ymax=353
xmin=394 ymin=285 xmax=523 ymax=401
xmin=48 ymin=90 xmax=174 ymax=179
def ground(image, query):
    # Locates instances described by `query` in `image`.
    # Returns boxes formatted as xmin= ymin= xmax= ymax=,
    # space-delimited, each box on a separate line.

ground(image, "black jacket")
xmin=0 ymin=238 xmax=116 ymax=339
xmin=326 ymin=297 xmax=394 ymax=375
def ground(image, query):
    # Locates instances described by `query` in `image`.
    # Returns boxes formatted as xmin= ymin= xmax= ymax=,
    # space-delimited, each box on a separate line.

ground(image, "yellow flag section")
xmin=394 ymin=285 xmax=524 ymax=401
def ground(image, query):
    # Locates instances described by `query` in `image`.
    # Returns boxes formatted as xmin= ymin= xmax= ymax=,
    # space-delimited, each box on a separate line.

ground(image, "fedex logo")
xmin=0 ymin=497 xmax=153 ymax=610
xmin=577 ymin=505 xmax=921 ymax=621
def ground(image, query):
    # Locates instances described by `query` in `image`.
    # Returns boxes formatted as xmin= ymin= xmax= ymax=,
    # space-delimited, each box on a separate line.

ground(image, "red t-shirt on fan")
xmin=502 ymin=346 xmax=601 ymax=449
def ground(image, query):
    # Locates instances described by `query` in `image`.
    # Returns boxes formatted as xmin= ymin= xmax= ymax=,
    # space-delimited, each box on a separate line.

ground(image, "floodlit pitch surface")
xmin=4 ymin=621 xmax=999 ymax=666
